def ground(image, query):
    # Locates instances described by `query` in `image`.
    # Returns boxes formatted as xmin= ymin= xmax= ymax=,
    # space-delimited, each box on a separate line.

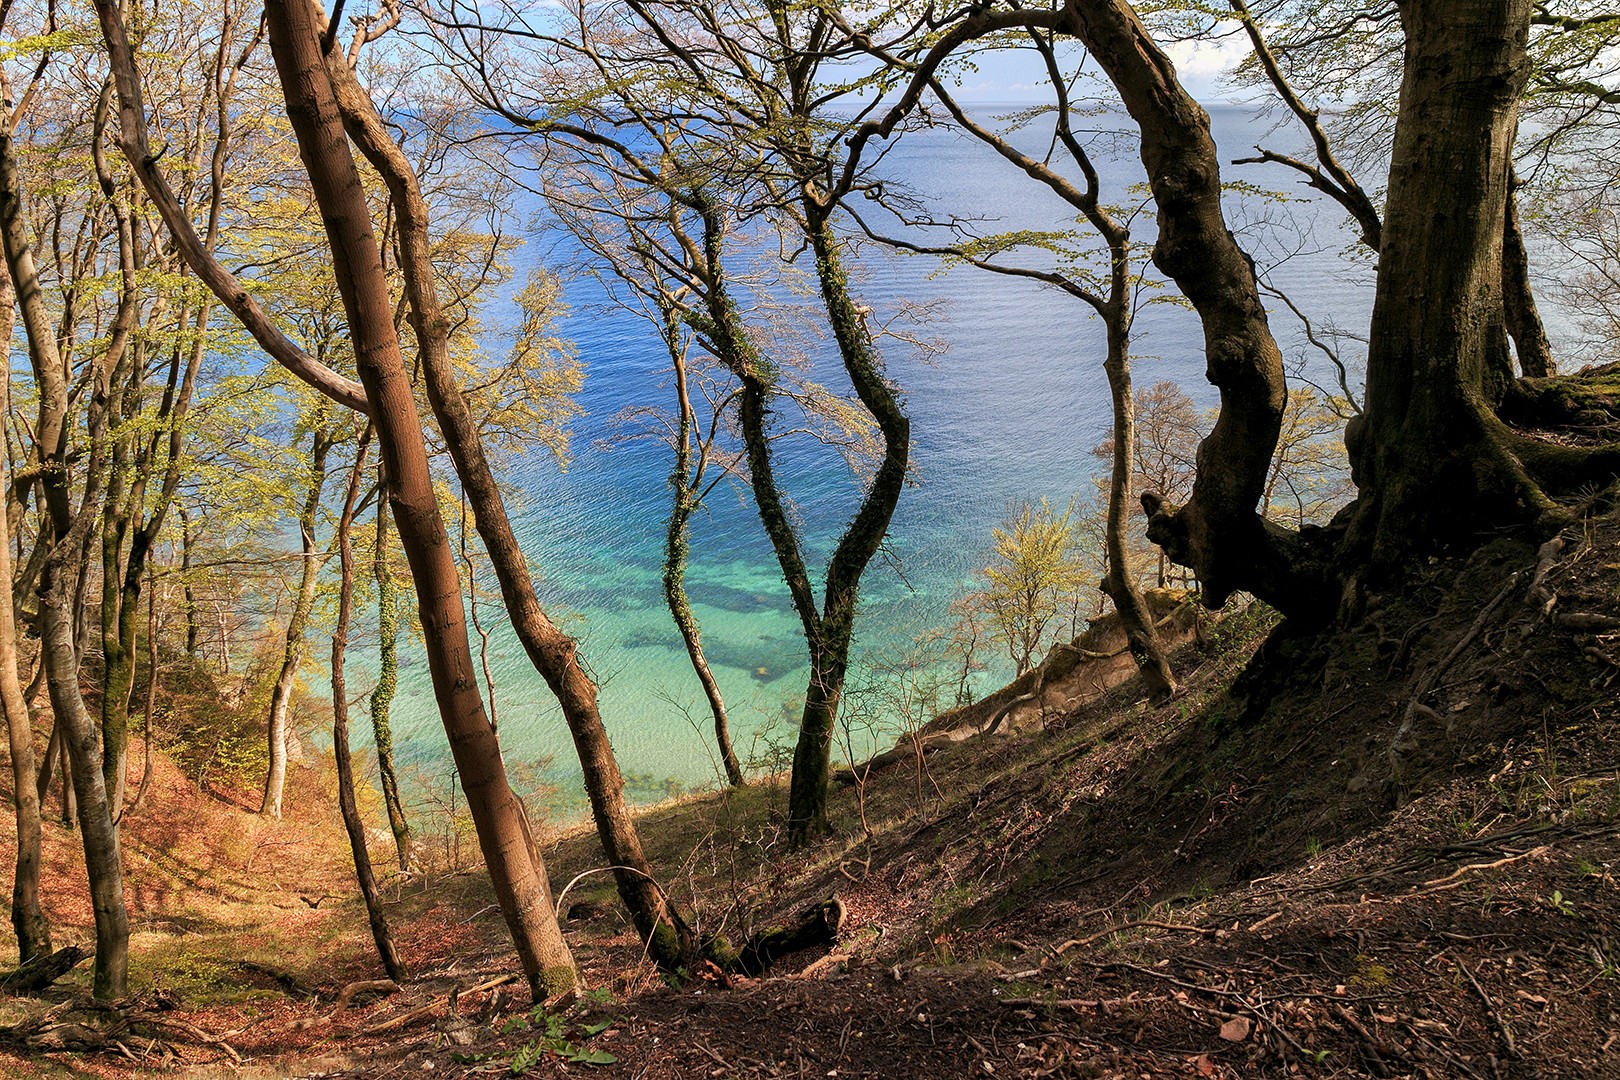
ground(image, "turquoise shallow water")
xmin=375 ymin=105 xmax=1379 ymax=812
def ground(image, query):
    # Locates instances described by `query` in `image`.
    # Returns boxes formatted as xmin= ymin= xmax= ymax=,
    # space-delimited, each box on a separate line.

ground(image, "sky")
xmin=925 ymin=34 xmax=1250 ymax=105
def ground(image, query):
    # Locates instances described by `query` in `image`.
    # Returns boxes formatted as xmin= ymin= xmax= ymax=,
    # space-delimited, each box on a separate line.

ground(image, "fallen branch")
xmin=1409 ymin=846 xmax=1551 ymax=896
xmin=355 ymin=973 xmax=517 ymax=1036
xmin=1050 ymin=919 xmax=1215 ymax=958
xmin=1458 ymin=961 xmax=1519 ymax=1060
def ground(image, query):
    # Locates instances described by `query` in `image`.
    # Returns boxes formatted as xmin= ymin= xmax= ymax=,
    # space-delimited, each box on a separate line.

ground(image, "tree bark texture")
xmin=1502 ymin=176 xmax=1553 ymax=378
xmin=785 ymin=221 xmax=911 ymax=845
xmin=321 ymin=35 xmax=684 ymax=963
xmin=0 ymin=64 xmax=126 ymax=998
xmin=1344 ymin=0 xmax=1538 ymax=573
xmin=261 ymin=424 xmax=334 ymax=819
xmin=260 ymin=0 xmax=575 ymax=997
xmin=0 ymin=251 xmax=49 ymax=961
xmin=1058 ymin=0 xmax=1301 ymax=612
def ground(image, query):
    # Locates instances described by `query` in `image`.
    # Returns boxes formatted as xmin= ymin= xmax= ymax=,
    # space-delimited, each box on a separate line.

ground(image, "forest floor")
xmin=2 ymin=513 xmax=1620 ymax=1077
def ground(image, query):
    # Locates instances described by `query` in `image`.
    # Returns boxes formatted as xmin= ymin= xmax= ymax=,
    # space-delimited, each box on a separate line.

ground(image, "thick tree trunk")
xmin=370 ymin=491 xmax=410 ymax=870
xmin=261 ymin=426 xmax=334 ymax=819
xmin=259 ymin=0 xmax=575 ymax=997
xmin=322 ymin=41 xmax=684 ymax=964
xmin=1343 ymin=0 xmax=1536 ymax=573
xmin=330 ymin=430 xmax=405 ymax=981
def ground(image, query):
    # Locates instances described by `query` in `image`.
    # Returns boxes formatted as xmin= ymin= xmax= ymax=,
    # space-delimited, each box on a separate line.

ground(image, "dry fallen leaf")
xmin=1219 ymin=1017 xmax=1251 ymax=1042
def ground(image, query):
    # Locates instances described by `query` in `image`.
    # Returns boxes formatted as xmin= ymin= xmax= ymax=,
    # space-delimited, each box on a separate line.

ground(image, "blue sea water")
xmin=378 ymin=105 xmax=1379 ymax=811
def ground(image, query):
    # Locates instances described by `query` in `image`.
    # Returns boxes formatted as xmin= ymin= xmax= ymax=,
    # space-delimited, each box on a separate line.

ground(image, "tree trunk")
xmin=1098 ymin=321 xmax=1178 ymax=703
xmin=663 ymin=339 xmax=743 ymax=787
xmin=370 ymin=489 xmax=410 ymax=870
xmin=1343 ymin=0 xmax=1536 ymax=574
xmin=1056 ymin=0 xmax=1313 ymax=613
xmin=261 ymin=424 xmax=334 ymax=819
xmin=784 ymin=220 xmax=911 ymax=845
xmin=180 ymin=505 xmax=199 ymax=657
xmin=259 ymin=0 xmax=575 ymax=997
xmin=322 ymin=42 xmax=684 ymax=965
xmin=0 ymin=60 xmax=126 ymax=998
xmin=1502 ymin=173 xmax=1552 ymax=378
xmin=330 ymin=429 xmax=405 ymax=981
xmin=0 ymin=256 xmax=49 ymax=961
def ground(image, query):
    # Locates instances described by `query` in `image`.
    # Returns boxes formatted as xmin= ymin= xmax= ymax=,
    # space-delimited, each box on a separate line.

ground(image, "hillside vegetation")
xmin=1 ymin=507 xmax=1617 ymax=1078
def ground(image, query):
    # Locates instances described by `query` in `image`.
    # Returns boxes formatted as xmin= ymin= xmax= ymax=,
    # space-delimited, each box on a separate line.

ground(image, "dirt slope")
xmin=2 ymin=512 xmax=1619 ymax=1077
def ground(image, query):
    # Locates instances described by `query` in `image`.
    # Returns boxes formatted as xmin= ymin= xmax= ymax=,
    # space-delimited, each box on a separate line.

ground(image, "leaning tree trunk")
xmin=261 ymin=425 xmax=333 ymax=819
xmin=1054 ymin=0 xmax=1323 ymax=615
xmin=258 ymin=0 xmax=576 ymax=997
xmin=1343 ymin=0 xmax=1538 ymax=574
xmin=370 ymin=490 xmax=411 ymax=870
xmin=330 ymin=429 xmax=405 ymax=981
xmin=323 ymin=47 xmax=687 ymax=963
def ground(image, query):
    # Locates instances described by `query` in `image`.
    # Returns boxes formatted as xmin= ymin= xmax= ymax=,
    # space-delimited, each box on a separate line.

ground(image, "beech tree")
xmin=854 ymin=0 xmax=1616 ymax=622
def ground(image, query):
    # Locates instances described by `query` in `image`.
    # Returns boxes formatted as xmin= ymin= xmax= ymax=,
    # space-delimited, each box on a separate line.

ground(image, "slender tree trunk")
xmin=179 ymin=505 xmax=199 ymax=658
xmin=1097 ymin=321 xmax=1177 ymax=703
xmin=0 ymin=60 xmax=126 ymax=998
xmin=369 ymin=488 xmax=410 ymax=870
xmin=0 ymin=260 xmax=48 ymax=960
xmin=331 ymin=429 xmax=405 ymax=981
xmin=128 ymin=563 xmax=156 ymax=815
xmin=258 ymin=0 xmax=575 ymax=996
xmin=663 ymin=337 xmax=742 ymax=787
xmin=323 ymin=44 xmax=684 ymax=962
xmin=261 ymin=425 xmax=334 ymax=819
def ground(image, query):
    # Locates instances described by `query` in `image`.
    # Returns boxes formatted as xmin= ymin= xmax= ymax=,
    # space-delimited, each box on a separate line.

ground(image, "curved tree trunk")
xmin=663 ymin=338 xmax=743 ymax=787
xmin=783 ymin=220 xmax=911 ymax=845
xmin=0 ymin=62 xmax=126 ymax=999
xmin=0 ymin=260 xmax=49 ymax=961
xmin=370 ymin=489 xmax=410 ymax=870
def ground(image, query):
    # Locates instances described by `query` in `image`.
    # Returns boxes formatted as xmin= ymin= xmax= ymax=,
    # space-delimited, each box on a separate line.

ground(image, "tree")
xmin=96 ymin=0 xmax=580 ymax=999
xmin=977 ymin=498 xmax=1089 ymax=676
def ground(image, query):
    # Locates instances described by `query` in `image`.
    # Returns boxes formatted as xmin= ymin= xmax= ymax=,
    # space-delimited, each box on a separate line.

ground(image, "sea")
xmin=374 ymin=104 xmax=1382 ymax=814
